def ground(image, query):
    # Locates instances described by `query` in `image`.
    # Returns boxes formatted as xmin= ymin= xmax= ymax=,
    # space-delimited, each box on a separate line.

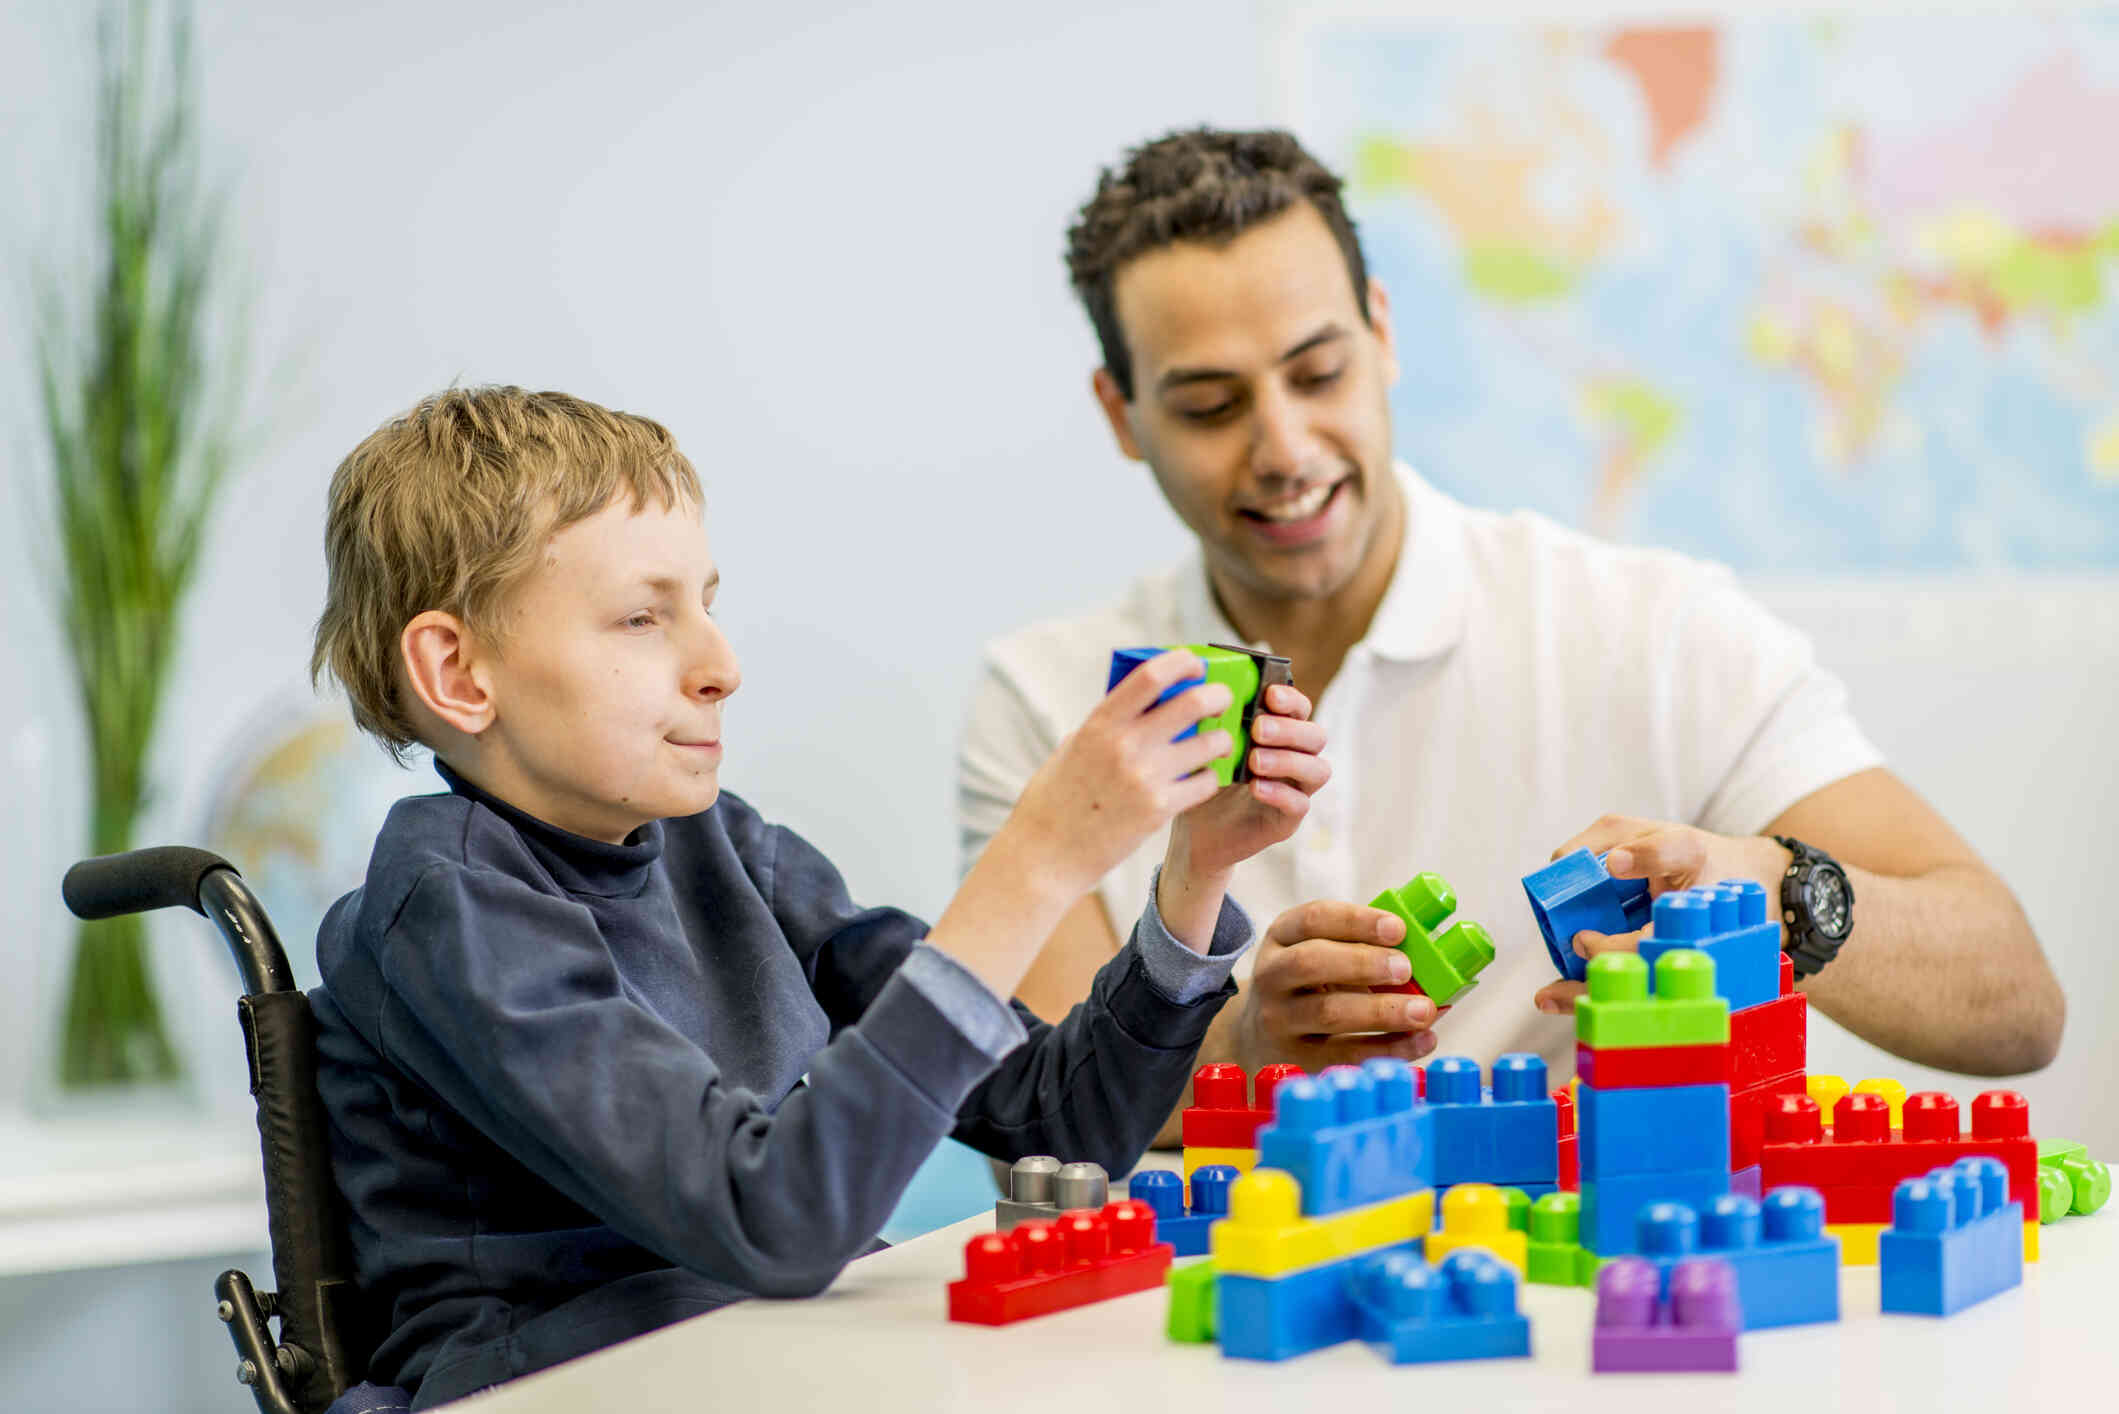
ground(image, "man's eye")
xmin=1179 ymin=402 xmax=1237 ymax=423
xmin=1296 ymin=367 xmax=1344 ymax=390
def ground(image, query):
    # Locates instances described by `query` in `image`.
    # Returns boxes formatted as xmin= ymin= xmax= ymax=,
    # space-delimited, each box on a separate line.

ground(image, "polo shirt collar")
xmin=1174 ymin=459 xmax=1469 ymax=665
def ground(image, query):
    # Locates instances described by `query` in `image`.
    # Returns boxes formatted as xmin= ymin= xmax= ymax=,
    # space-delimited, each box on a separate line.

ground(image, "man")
xmin=958 ymin=128 xmax=2062 ymax=1146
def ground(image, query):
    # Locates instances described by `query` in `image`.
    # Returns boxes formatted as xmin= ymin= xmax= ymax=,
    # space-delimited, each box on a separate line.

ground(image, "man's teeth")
xmin=1256 ymin=482 xmax=1335 ymax=522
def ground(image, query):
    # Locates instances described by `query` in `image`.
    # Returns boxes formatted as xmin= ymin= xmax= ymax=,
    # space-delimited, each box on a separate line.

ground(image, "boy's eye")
xmin=624 ymin=612 xmax=657 ymax=629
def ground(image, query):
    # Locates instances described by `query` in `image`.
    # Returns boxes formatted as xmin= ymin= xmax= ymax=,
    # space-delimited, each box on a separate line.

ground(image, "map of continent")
xmin=1291 ymin=14 xmax=2119 ymax=569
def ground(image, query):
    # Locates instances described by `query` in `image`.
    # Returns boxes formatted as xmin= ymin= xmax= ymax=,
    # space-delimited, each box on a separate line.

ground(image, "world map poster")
xmin=1280 ymin=10 xmax=2119 ymax=569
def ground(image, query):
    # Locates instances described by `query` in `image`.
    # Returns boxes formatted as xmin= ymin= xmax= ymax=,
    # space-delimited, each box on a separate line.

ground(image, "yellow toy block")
xmin=2023 ymin=1219 xmax=2040 ymax=1262
xmin=1808 ymin=1075 xmax=1850 ymax=1122
xmin=1210 ymin=1168 xmax=1434 ymax=1278
xmin=1183 ymin=1146 xmax=1256 ymax=1184
xmin=1829 ymin=1222 xmax=1883 ymax=1265
xmin=1423 ymin=1184 xmax=1528 ymax=1274
xmin=1853 ymin=1077 xmax=1907 ymax=1128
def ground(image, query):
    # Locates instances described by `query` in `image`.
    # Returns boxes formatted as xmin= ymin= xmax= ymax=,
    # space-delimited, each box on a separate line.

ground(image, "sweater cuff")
xmin=1129 ymin=866 xmax=1256 ymax=1007
xmin=897 ymin=943 xmax=1030 ymax=1064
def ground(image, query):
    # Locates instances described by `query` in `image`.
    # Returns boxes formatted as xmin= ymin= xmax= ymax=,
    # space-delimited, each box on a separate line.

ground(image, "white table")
xmin=458 ymin=1207 xmax=2119 ymax=1413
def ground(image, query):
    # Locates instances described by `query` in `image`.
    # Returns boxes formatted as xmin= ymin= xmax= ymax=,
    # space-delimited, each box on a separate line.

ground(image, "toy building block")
xmin=1183 ymin=1145 xmax=1257 ymax=1183
xmin=1216 ymin=1239 xmax=1424 ymax=1361
xmin=1523 ymin=848 xmax=1652 ymax=982
xmin=1593 ymin=1256 xmax=1740 ymax=1373
xmin=1581 ymin=1167 xmax=1730 ymax=1256
xmin=1425 ymin=1054 xmax=1559 ymax=1188
xmin=1207 ymin=641 xmax=1293 ymax=785
xmin=1633 ymin=1190 xmax=1839 ymax=1329
xmin=1576 ymin=1040 xmax=1731 ymax=1090
xmin=1578 ymin=1081 xmax=1732 ymax=1179
xmin=1760 ymin=1090 xmax=2037 ymax=1226
xmin=1879 ymin=1158 xmax=2024 ymax=1316
xmin=1211 ymin=1167 xmax=1434 ymax=1278
xmin=2037 ymin=1138 xmax=2112 ymax=1220
xmin=1181 ymin=1062 xmax=1304 ymax=1150
xmin=1368 ymin=873 xmax=1495 ymax=1007
xmin=1350 ymin=1248 xmax=1533 ymax=1365
xmin=1166 ymin=1258 xmax=1217 ymax=1343
xmin=1555 ymin=1087 xmax=1579 ymax=1191
xmin=949 ymin=1200 xmax=1173 ymax=1325
xmin=1425 ymin=1183 xmax=1528 ymax=1273
xmin=995 ymin=1156 xmax=1108 ymax=1230
xmin=1854 ymin=1077 xmax=1908 ymax=1128
xmin=1256 ymin=1059 xmax=1433 ymax=1217
xmin=1807 ymin=1074 xmax=1850 ymax=1121
xmin=1729 ymin=991 xmax=1806 ymax=1091
xmin=1730 ymin=1071 xmax=1809 ymax=1172
xmin=1575 ymin=951 xmax=1730 ymax=1050
xmin=1130 ymin=1166 xmax=1237 ymax=1258
xmin=1108 ymin=643 xmax=1278 ymax=787
xmin=1527 ymin=1192 xmax=1594 ymax=1286
xmin=1732 ymin=1165 xmax=1761 ymax=1199
xmin=1637 ymin=881 xmax=1780 ymax=1013
xmin=1500 ymin=1186 xmax=1532 ymax=1232
xmin=1830 ymin=1223 xmax=1884 ymax=1265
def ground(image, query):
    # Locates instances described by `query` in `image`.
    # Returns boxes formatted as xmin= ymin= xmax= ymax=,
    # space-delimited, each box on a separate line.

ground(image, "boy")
xmin=308 ymin=386 xmax=1331 ymax=1407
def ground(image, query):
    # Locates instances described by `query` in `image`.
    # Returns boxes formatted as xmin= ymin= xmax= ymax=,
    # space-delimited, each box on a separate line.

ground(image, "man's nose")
xmin=1248 ymin=383 xmax=1311 ymax=481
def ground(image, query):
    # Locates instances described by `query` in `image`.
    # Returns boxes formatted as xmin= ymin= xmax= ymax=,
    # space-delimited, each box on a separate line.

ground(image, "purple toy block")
xmin=1732 ymin=1165 xmax=1762 ymax=1199
xmin=1593 ymin=1257 xmax=1741 ymax=1373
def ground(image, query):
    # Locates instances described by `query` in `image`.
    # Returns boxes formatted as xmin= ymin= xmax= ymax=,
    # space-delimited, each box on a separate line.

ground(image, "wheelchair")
xmin=63 ymin=847 xmax=411 ymax=1414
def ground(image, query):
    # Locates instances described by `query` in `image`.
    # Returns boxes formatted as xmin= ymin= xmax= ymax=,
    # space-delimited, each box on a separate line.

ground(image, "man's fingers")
xmin=1297 ymin=1030 xmax=1440 ymax=1070
xmin=1265 ymin=900 xmax=1406 ymax=950
xmin=1549 ymin=813 xmax=1660 ymax=863
xmin=1602 ymin=830 xmax=1707 ymax=891
xmin=1272 ymin=987 xmax=1437 ymax=1037
xmin=1534 ymin=980 xmax=1586 ymax=1015
xmin=1573 ymin=927 xmax=1646 ymax=961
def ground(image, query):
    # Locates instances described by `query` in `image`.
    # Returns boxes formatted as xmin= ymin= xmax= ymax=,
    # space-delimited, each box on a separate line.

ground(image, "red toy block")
xmin=1180 ymin=1062 xmax=1305 ymax=1150
xmin=1729 ymin=1071 xmax=1807 ymax=1172
xmin=1554 ymin=1087 xmax=1576 ymax=1138
xmin=947 ymin=1201 xmax=1173 ymax=1324
xmin=1559 ymin=1135 xmax=1579 ymax=1192
xmin=1779 ymin=951 xmax=1795 ymax=995
xmin=1576 ymin=1041 xmax=1731 ymax=1090
xmin=1730 ymin=993 xmax=1806 ymax=1092
xmin=1759 ymin=1091 xmax=2037 ymax=1211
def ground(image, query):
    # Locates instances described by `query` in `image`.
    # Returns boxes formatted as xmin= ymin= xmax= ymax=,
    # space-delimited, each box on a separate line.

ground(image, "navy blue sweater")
xmin=312 ymin=767 xmax=1246 ymax=1406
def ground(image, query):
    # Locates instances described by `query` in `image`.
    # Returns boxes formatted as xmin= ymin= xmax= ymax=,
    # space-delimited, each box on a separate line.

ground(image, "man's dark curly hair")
xmin=1066 ymin=127 xmax=1372 ymax=401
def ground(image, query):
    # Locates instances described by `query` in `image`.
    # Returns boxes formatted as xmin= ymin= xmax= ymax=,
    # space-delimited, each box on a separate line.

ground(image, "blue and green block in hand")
xmin=1108 ymin=644 xmax=1293 ymax=788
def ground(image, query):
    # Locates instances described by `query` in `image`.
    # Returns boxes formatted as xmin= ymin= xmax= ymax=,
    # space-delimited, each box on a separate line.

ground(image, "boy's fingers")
xmin=1261 ymin=683 xmax=1313 ymax=721
xmin=1264 ymin=900 xmax=1406 ymax=950
xmin=1245 ymin=746 xmax=1331 ymax=793
xmin=1141 ymin=680 xmax=1234 ymax=739
xmin=1245 ymin=777 xmax=1314 ymax=820
xmin=1106 ymin=649 xmax=1207 ymax=715
xmin=1534 ymin=979 xmax=1586 ymax=1014
xmin=1249 ymin=714 xmax=1325 ymax=754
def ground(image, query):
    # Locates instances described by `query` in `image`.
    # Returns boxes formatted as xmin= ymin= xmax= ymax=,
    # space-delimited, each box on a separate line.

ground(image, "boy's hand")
xmin=1166 ymin=684 xmax=1329 ymax=880
xmin=1532 ymin=815 xmax=1792 ymax=1015
xmin=1232 ymin=900 xmax=1441 ymax=1069
xmin=993 ymin=650 xmax=1237 ymax=905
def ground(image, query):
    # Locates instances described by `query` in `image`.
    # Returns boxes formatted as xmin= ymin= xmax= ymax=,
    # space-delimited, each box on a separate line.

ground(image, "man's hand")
xmin=1532 ymin=815 xmax=1789 ymax=1015
xmin=1234 ymin=900 xmax=1444 ymax=1070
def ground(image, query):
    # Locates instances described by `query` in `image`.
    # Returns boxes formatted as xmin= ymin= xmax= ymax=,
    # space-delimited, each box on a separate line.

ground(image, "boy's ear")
xmin=400 ymin=611 xmax=496 ymax=736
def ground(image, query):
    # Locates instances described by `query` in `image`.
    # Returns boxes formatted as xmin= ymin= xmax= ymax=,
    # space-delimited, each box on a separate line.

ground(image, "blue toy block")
xmin=1879 ymin=1158 xmax=2024 ymax=1316
xmin=1578 ymin=1082 xmax=1732 ymax=1178
xmin=1639 ymin=882 xmax=1781 ymax=1013
xmin=1522 ymin=848 xmax=1652 ymax=982
xmin=1216 ymin=1241 xmax=1423 ymax=1361
xmin=1581 ymin=1167 xmax=1730 ymax=1255
xmin=1425 ymin=1055 xmax=1559 ymax=1188
xmin=1349 ymin=1248 xmax=1532 ymax=1365
xmin=1256 ymin=1059 xmax=1432 ymax=1217
xmin=1635 ymin=1189 xmax=1840 ymax=1329
xmin=1107 ymin=647 xmax=1203 ymax=738
xmin=1129 ymin=1166 xmax=1236 ymax=1259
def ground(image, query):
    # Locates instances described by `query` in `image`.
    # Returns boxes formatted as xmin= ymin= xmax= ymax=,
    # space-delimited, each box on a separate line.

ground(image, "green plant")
xmin=34 ymin=0 xmax=244 ymax=1088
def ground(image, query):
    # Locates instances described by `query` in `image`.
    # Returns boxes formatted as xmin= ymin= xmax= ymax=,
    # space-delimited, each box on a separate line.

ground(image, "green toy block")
xmin=1182 ymin=644 xmax=1262 ymax=788
xmin=1165 ymin=1258 xmax=1217 ymax=1343
xmin=1575 ymin=1244 xmax=1607 ymax=1287
xmin=2039 ymin=1163 xmax=2075 ymax=1223
xmin=1525 ymin=1191 xmax=1582 ymax=1286
xmin=1368 ymin=872 xmax=1497 ymax=1006
xmin=1501 ymin=1187 xmax=1531 ymax=1233
xmin=1573 ymin=950 xmax=1730 ymax=1049
xmin=2038 ymin=1138 xmax=2111 ymax=1218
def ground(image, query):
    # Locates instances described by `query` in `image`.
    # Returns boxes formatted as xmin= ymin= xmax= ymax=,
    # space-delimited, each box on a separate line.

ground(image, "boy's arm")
xmin=373 ymin=862 xmax=1015 ymax=1300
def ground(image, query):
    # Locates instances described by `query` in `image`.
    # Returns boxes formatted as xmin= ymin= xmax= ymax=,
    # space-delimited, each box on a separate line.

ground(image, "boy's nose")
xmin=685 ymin=622 xmax=742 ymax=701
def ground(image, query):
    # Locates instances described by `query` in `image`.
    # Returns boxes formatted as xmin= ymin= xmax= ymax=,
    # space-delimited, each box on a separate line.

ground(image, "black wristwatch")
xmin=1772 ymin=835 xmax=1855 ymax=978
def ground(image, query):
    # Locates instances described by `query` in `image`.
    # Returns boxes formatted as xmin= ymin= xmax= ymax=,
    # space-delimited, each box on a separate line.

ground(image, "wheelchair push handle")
xmin=62 ymin=845 xmax=297 ymax=996
xmin=63 ymin=844 xmax=235 ymax=920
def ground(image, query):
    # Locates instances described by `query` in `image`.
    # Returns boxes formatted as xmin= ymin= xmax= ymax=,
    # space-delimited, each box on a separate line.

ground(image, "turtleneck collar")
xmin=434 ymin=758 xmax=664 ymax=898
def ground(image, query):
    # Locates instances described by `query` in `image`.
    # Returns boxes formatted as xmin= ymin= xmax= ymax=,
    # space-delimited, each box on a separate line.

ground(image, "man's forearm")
xmin=1800 ymin=861 xmax=2061 ymax=1076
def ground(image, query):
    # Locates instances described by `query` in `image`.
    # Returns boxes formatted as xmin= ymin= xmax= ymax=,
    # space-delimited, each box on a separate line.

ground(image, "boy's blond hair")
xmin=312 ymin=385 xmax=701 ymax=760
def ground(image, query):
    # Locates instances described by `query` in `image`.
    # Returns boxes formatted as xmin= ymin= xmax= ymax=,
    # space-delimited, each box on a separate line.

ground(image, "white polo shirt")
xmin=957 ymin=462 xmax=1883 ymax=1076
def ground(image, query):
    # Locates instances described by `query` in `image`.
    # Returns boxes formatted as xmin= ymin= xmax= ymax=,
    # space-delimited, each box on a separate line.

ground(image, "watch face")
xmin=1806 ymin=868 xmax=1852 ymax=939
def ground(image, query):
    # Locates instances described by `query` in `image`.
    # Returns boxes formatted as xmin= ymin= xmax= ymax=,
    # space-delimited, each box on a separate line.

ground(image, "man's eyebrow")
xmin=1154 ymin=324 xmax=1349 ymax=394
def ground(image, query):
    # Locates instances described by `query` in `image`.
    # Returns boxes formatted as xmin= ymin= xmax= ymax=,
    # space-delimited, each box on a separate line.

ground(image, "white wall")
xmin=1 ymin=1 xmax=2113 ymax=1408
